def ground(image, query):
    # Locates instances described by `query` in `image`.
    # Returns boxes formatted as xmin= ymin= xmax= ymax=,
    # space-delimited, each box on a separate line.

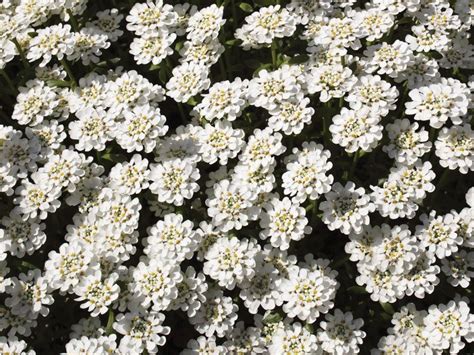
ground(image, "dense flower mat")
xmin=0 ymin=0 xmax=473 ymax=353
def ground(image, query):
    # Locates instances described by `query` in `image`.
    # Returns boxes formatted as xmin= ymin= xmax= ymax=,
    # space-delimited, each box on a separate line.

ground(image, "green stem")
xmin=348 ymin=150 xmax=360 ymax=181
xmin=231 ymin=0 xmax=237 ymax=30
xmin=12 ymin=38 xmax=30 ymax=69
xmin=0 ymin=69 xmax=17 ymax=94
xmin=177 ymin=102 xmax=187 ymax=124
xmin=271 ymin=41 xmax=278 ymax=69
xmin=60 ymin=59 xmax=77 ymax=88
xmin=67 ymin=10 xmax=80 ymax=31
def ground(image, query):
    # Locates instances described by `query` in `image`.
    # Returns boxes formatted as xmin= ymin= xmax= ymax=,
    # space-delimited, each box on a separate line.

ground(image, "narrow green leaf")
xmin=239 ymin=2 xmax=253 ymax=12
xmin=262 ymin=312 xmax=283 ymax=324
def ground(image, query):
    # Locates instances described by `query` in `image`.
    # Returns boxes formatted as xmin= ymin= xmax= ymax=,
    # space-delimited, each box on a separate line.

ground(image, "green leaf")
xmin=105 ymin=309 xmax=115 ymax=335
xmin=380 ymin=302 xmax=395 ymax=315
xmin=239 ymin=2 xmax=253 ymax=12
xmin=174 ymin=41 xmax=184 ymax=52
xmin=46 ymin=79 xmax=71 ymax=88
xmin=149 ymin=63 xmax=160 ymax=71
xmin=159 ymin=66 xmax=168 ymax=83
xmin=262 ymin=312 xmax=283 ymax=324
xmin=186 ymin=97 xmax=198 ymax=106
xmin=253 ymin=63 xmax=273 ymax=75
xmin=225 ymin=39 xmax=239 ymax=46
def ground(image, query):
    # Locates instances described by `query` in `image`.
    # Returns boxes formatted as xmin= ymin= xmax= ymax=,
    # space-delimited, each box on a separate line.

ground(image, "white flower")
xmin=235 ymin=5 xmax=297 ymax=48
xmin=247 ymin=68 xmax=301 ymax=110
xmin=403 ymin=251 xmax=440 ymax=299
xmin=0 ymin=38 xmax=17 ymax=70
xmin=383 ymin=119 xmax=432 ymax=164
xmin=387 ymin=160 xmax=436 ymax=201
xmin=1 ymin=211 xmax=46 ymax=258
xmin=370 ymin=180 xmax=419 ymax=220
xmin=68 ymin=27 xmax=110 ymax=65
xmin=182 ymin=335 xmax=227 ymax=355
xmin=203 ymin=237 xmax=259 ymax=290
xmin=0 ymin=126 xmax=41 ymax=179
xmin=0 ymin=164 xmax=16 ymax=196
xmin=168 ymin=266 xmax=207 ymax=317
xmin=73 ymin=271 xmax=120 ymax=317
xmin=149 ymin=159 xmax=200 ymax=206
xmin=307 ymin=64 xmax=356 ymax=102
xmin=126 ymin=0 xmax=177 ymax=36
xmin=435 ymin=124 xmax=474 ymax=174
xmin=268 ymin=95 xmax=314 ymax=135
xmin=69 ymin=107 xmax=115 ymax=152
xmin=282 ymin=142 xmax=334 ymax=203
xmin=422 ymin=300 xmax=474 ymax=353
xmin=441 ymin=250 xmax=474 ymax=288
xmin=36 ymin=149 xmax=86 ymax=192
xmin=193 ymin=78 xmax=248 ymax=122
xmin=346 ymin=75 xmax=399 ymax=117
xmin=13 ymin=179 xmax=62 ymax=220
xmin=371 ymin=224 xmax=419 ymax=274
xmin=395 ymin=53 xmax=440 ymax=89
xmin=362 ymin=40 xmax=414 ymax=78
xmin=268 ymin=322 xmax=319 ymax=354
xmin=232 ymin=161 xmax=275 ymax=195
xmin=98 ymin=191 xmax=141 ymax=234
xmin=405 ymin=80 xmax=469 ymax=128
xmin=63 ymin=335 xmax=117 ymax=354
xmin=317 ymin=309 xmax=366 ymax=355
xmin=144 ymin=213 xmax=198 ymax=262
xmin=68 ymin=73 xmax=108 ymax=112
xmin=186 ymin=5 xmax=225 ymax=44
xmin=330 ymin=107 xmax=383 ymax=153
xmin=5 ymin=269 xmax=53 ymax=319
xmin=87 ymin=8 xmax=124 ymax=42
xmin=320 ymin=181 xmax=375 ymax=235
xmin=281 ymin=266 xmax=337 ymax=323
xmin=317 ymin=16 xmax=362 ymax=49
xmin=416 ymin=211 xmax=462 ymax=259
xmin=44 ymin=241 xmax=98 ymax=293
xmin=130 ymin=255 xmax=182 ymax=311
xmin=166 ymin=62 xmax=210 ymax=103
xmin=108 ymin=154 xmax=150 ymax=195
xmin=25 ymin=119 xmax=67 ymax=160
xmin=12 ymin=80 xmax=59 ymax=127
xmin=238 ymin=260 xmax=283 ymax=314
xmin=355 ymin=265 xmax=405 ymax=303
xmin=116 ymin=104 xmax=168 ymax=153
xmin=0 ymin=336 xmax=34 ymax=355
xmin=405 ymin=24 xmax=450 ymax=52
xmin=114 ymin=310 xmax=170 ymax=354
xmin=106 ymin=70 xmax=165 ymax=114
xmin=129 ymin=32 xmax=176 ymax=65
xmin=198 ymin=120 xmax=245 ymax=165
xmin=27 ymin=24 xmax=75 ymax=66
xmin=259 ymin=196 xmax=311 ymax=250
xmin=206 ymin=179 xmax=259 ymax=232
xmin=239 ymin=127 xmax=286 ymax=167
xmin=189 ymin=287 xmax=238 ymax=338
xmin=179 ymin=38 xmax=224 ymax=66
xmin=355 ymin=9 xmax=394 ymax=42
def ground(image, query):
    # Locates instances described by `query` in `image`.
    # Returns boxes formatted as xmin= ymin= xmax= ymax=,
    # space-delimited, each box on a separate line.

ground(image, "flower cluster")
xmin=0 ymin=0 xmax=473 ymax=354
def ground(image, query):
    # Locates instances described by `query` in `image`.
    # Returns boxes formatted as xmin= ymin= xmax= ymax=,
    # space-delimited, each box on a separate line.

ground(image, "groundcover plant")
xmin=0 ymin=0 xmax=473 ymax=353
